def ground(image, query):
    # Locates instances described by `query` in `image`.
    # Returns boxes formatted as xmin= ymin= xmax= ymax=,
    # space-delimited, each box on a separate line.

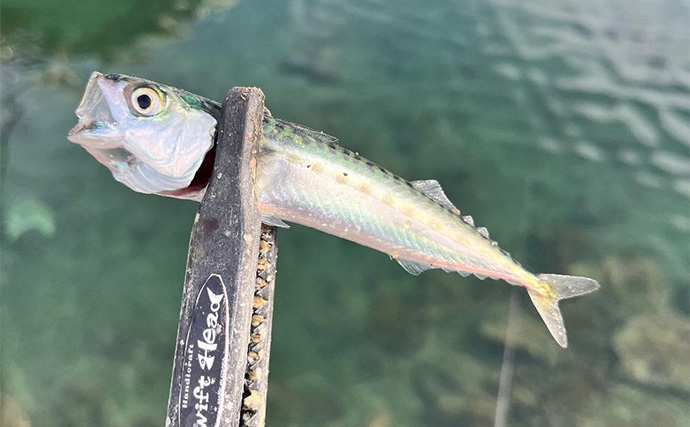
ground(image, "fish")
xmin=68 ymin=72 xmax=600 ymax=348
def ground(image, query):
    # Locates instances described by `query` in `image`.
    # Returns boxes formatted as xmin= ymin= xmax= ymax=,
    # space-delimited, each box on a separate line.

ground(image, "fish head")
xmin=68 ymin=71 xmax=220 ymax=199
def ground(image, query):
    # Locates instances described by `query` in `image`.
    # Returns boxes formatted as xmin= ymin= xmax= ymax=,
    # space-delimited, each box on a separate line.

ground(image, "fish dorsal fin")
xmin=261 ymin=215 xmax=290 ymax=229
xmin=411 ymin=180 xmax=457 ymax=210
xmin=396 ymin=259 xmax=432 ymax=275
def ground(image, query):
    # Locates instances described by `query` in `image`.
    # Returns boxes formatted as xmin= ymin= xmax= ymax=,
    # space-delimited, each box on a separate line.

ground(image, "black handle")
xmin=165 ymin=87 xmax=277 ymax=427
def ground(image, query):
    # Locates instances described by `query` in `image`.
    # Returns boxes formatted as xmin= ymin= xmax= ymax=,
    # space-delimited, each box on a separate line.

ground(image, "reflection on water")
xmin=1 ymin=0 xmax=688 ymax=426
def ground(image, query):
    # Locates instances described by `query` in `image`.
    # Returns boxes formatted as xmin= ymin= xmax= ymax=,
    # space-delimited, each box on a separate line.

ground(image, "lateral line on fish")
xmin=311 ymin=145 xmax=520 ymax=275
xmin=271 ymin=118 xmax=516 ymax=255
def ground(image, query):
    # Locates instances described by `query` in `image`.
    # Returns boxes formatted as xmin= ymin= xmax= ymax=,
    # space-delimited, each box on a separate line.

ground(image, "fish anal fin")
xmin=396 ymin=259 xmax=432 ymax=275
xmin=527 ymin=274 xmax=600 ymax=348
xmin=411 ymin=180 xmax=457 ymax=210
xmin=261 ymin=215 xmax=290 ymax=228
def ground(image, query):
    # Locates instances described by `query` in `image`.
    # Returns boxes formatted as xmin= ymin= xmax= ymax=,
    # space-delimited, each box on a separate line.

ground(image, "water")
xmin=2 ymin=0 xmax=689 ymax=425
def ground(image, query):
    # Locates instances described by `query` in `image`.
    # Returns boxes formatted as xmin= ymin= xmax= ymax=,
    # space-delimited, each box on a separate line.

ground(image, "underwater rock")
xmin=600 ymin=256 xmax=669 ymax=313
xmin=42 ymin=60 xmax=79 ymax=87
xmin=364 ymin=410 xmax=392 ymax=427
xmin=613 ymin=311 xmax=690 ymax=393
xmin=578 ymin=384 xmax=688 ymax=427
xmin=528 ymin=361 xmax=612 ymax=427
xmin=51 ymin=378 xmax=118 ymax=426
xmin=480 ymin=304 xmax=560 ymax=364
xmin=266 ymin=375 xmax=345 ymax=425
xmin=1 ymin=395 xmax=31 ymax=427
xmin=412 ymin=353 xmax=498 ymax=426
xmin=367 ymin=288 xmax=428 ymax=355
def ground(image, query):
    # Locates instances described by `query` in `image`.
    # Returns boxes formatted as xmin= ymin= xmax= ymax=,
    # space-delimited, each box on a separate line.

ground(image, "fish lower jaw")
xmin=79 ymin=144 xmax=139 ymax=175
xmin=104 ymin=148 xmax=138 ymax=169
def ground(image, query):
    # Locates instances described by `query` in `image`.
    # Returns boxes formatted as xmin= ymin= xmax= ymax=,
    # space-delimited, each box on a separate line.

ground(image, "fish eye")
xmin=130 ymin=86 xmax=165 ymax=116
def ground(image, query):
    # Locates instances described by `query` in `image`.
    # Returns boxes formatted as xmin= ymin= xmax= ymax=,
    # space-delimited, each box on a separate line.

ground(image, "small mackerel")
xmin=68 ymin=72 xmax=600 ymax=348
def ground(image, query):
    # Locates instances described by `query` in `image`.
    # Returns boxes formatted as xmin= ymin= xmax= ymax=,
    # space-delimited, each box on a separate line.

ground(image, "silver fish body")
xmin=257 ymin=119 xmax=533 ymax=285
xmin=68 ymin=72 xmax=600 ymax=348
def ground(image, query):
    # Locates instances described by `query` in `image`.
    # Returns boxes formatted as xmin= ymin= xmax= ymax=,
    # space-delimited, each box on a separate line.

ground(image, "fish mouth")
xmin=68 ymin=71 xmax=216 ymax=199
xmin=68 ymin=71 xmax=140 ymax=172
xmin=67 ymin=71 xmax=123 ymax=148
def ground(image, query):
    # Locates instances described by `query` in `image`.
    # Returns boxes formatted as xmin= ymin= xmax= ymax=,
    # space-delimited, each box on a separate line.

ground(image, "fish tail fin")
xmin=527 ymin=274 xmax=600 ymax=348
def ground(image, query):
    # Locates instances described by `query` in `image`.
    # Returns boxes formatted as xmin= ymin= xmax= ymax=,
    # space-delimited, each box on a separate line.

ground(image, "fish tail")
xmin=526 ymin=274 xmax=600 ymax=348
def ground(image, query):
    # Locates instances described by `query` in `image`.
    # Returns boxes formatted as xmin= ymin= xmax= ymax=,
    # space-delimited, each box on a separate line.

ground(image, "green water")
xmin=2 ymin=0 xmax=689 ymax=425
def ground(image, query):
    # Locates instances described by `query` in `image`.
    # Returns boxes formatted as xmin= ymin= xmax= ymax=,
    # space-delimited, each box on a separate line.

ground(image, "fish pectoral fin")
xmin=411 ymin=180 xmax=457 ymax=210
xmin=261 ymin=215 xmax=290 ymax=229
xmin=396 ymin=259 xmax=432 ymax=275
xmin=528 ymin=274 xmax=600 ymax=349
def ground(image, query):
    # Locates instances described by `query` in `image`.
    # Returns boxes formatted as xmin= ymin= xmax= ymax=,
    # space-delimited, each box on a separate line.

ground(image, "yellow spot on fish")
xmin=402 ymin=220 xmax=412 ymax=229
xmin=358 ymin=182 xmax=372 ymax=195
xmin=427 ymin=219 xmax=442 ymax=231
xmin=382 ymin=194 xmax=395 ymax=207
xmin=310 ymin=162 xmax=324 ymax=173
xmin=401 ymin=205 xmax=417 ymax=218
xmin=335 ymin=173 xmax=349 ymax=184
xmin=451 ymin=208 xmax=460 ymax=215
xmin=285 ymin=153 xmax=301 ymax=164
